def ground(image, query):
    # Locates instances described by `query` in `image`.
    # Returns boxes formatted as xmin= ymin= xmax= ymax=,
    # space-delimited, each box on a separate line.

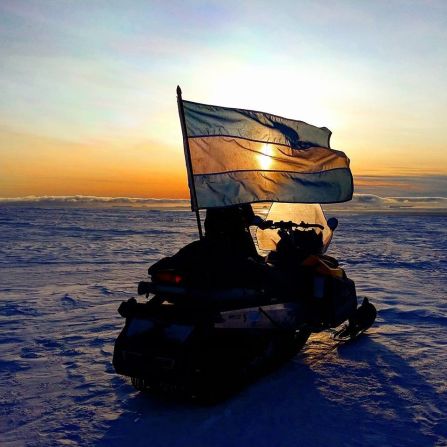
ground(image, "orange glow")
xmin=1 ymin=126 xmax=445 ymax=198
xmin=0 ymin=128 xmax=189 ymax=198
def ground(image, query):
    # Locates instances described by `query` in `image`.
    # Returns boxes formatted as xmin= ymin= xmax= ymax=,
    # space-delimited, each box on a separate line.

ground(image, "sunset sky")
xmin=1 ymin=0 xmax=446 ymax=198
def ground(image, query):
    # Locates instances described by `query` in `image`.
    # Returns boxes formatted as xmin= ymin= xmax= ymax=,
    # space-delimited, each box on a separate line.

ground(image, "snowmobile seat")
xmin=148 ymin=238 xmax=268 ymax=289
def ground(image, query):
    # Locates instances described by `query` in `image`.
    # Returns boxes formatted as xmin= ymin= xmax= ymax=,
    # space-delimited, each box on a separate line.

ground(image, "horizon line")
xmin=1 ymin=195 xmax=446 ymax=214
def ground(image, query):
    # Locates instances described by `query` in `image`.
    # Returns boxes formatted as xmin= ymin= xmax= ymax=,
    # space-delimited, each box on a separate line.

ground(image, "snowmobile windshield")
xmin=255 ymin=203 xmax=334 ymax=253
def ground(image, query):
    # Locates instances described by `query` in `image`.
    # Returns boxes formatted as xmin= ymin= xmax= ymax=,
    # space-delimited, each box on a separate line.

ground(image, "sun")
xmin=258 ymin=143 xmax=273 ymax=170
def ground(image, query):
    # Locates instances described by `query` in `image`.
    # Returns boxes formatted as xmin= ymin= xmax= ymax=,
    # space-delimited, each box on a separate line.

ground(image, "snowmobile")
xmin=113 ymin=202 xmax=376 ymax=399
xmin=113 ymin=87 xmax=376 ymax=399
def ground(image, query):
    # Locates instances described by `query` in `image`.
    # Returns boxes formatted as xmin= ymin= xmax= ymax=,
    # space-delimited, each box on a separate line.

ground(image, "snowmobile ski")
xmin=331 ymin=297 xmax=377 ymax=341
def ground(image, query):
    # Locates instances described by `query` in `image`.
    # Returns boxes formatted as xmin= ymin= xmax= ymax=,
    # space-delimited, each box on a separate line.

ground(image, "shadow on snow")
xmin=95 ymin=336 xmax=445 ymax=447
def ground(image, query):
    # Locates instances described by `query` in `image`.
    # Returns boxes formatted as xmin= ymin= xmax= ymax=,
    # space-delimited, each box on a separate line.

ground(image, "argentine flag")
xmin=180 ymin=99 xmax=353 ymax=209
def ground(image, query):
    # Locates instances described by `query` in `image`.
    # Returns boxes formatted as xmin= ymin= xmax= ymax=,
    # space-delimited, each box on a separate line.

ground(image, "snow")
xmin=0 ymin=204 xmax=446 ymax=446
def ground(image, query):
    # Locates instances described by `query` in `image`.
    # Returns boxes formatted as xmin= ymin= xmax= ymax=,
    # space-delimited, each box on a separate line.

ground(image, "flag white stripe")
xmin=189 ymin=136 xmax=349 ymax=175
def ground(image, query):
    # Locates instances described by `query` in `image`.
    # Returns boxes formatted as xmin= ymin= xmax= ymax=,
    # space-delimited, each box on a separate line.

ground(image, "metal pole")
xmin=177 ymin=85 xmax=203 ymax=239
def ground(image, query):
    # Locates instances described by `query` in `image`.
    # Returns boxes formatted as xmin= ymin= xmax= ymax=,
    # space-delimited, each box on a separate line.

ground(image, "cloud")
xmin=0 ymin=194 xmax=445 ymax=212
xmin=0 ymin=195 xmax=190 ymax=207
xmin=327 ymin=194 xmax=447 ymax=211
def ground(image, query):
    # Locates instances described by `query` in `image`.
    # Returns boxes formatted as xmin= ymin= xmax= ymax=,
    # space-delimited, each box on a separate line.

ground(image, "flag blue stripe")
xmin=193 ymin=168 xmax=353 ymax=208
xmin=183 ymin=100 xmax=331 ymax=149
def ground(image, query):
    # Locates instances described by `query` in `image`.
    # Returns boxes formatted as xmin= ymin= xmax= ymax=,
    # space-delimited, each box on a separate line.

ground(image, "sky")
xmin=0 ymin=0 xmax=446 ymax=198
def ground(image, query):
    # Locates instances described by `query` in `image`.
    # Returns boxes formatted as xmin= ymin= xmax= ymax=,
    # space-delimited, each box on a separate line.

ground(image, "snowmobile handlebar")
xmin=268 ymin=220 xmax=324 ymax=230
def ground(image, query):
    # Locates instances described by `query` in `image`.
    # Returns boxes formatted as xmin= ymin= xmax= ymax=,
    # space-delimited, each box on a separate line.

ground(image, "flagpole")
xmin=177 ymin=85 xmax=203 ymax=239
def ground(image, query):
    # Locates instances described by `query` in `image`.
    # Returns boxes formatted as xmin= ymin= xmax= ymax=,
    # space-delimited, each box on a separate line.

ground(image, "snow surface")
xmin=0 ymin=205 xmax=446 ymax=446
